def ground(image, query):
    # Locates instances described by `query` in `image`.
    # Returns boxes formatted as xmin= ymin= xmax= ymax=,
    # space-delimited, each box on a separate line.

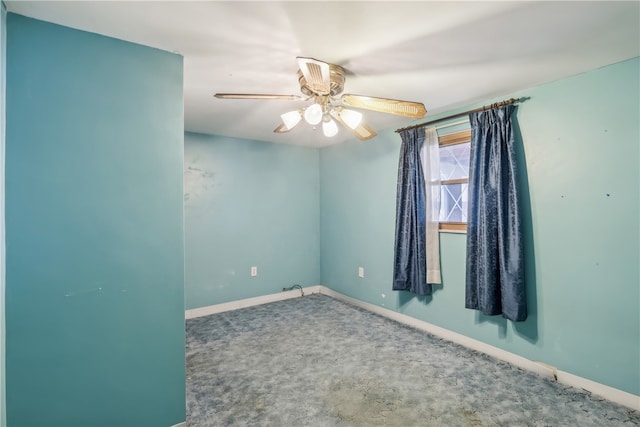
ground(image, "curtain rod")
xmin=395 ymin=97 xmax=527 ymax=134
xmin=436 ymin=119 xmax=468 ymax=130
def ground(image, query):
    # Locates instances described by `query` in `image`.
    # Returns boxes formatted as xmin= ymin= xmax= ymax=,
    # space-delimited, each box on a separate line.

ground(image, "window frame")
xmin=438 ymin=129 xmax=471 ymax=233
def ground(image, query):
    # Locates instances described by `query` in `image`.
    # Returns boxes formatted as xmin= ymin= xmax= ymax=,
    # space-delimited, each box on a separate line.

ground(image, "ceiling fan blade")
xmin=215 ymin=93 xmax=304 ymax=100
xmin=273 ymin=122 xmax=290 ymax=133
xmin=330 ymin=109 xmax=377 ymax=141
xmin=297 ymin=57 xmax=331 ymax=95
xmin=349 ymin=122 xmax=377 ymax=141
xmin=341 ymin=94 xmax=427 ymax=119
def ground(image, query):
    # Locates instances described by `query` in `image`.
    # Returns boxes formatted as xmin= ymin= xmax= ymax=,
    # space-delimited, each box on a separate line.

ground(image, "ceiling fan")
xmin=214 ymin=57 xmax=427 ymax=141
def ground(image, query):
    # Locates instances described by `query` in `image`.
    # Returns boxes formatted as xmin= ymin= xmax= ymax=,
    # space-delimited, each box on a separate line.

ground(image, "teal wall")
xmin=0 ymin=3 xmax=6 ymax=427
xmin=320 ymin=57 xmax=640 ymax=396
xmin=5 ymin=14 xmax=186 ymax=426
xmin=184 ymin=132 xmax=320 ymax=309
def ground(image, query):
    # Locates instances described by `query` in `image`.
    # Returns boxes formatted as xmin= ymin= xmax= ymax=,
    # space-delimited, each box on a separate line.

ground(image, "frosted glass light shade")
xmin=340 ymin=108 xmax=363 ymax=129
xmin=281 ymin=110 xmax=302 ymax=130
xmin=322 ymin=118 xmax=339 ymax=137
xmin=304 ymin=103 xmax=323 ymax=125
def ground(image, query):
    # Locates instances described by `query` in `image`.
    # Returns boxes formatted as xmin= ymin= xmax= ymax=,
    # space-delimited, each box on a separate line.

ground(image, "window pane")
xmin=439 ymin=183 xmax=468 ymax=222
xmin=439 ymin=142 xmax=470 ymax=181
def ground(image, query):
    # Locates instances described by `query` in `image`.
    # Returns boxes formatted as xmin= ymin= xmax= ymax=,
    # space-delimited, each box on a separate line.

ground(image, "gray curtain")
xmin=465 ymin=105 xmax=526 ymax=321
xmin=393 ymin=127 xmax=432 ymax=296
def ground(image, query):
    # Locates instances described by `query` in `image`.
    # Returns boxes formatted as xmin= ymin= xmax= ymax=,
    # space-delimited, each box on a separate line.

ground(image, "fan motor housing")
xmin=298 ymin=64 xmax=345 ymax=97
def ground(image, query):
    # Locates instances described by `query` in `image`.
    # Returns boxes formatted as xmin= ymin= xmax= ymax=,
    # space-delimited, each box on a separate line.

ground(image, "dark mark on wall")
xmin=65 ymin=287 xmax=103 ymax=298
xmin=184 ymin=160 xmax=217 ymax=200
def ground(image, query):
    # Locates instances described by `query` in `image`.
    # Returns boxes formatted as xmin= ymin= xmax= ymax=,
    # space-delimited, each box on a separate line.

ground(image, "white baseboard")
xmin=556 ymin=369 xmax=640 ymax=411
xmin=170 ymin=422 xmax=185 ymax=427
xmin=184 ymin=285 xmax=640 ymax=411
xmin=185 ymin=285 xmax=323 ymax=319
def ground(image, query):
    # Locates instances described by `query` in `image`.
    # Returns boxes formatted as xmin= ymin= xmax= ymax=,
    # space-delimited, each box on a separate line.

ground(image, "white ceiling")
xmin=6 ymin=1 xmax=640 ymax=147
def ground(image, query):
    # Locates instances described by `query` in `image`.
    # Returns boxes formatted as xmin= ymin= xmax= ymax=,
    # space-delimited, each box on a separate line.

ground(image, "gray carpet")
xmin=186 ymin=293 xmax=640 ymax=426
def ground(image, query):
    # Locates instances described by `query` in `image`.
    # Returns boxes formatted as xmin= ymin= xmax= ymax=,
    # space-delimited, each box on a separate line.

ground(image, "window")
xmin=438 ymin=129 xmax=471 ymax=232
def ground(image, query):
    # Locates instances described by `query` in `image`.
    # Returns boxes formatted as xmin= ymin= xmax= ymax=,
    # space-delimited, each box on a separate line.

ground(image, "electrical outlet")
xmin=358 ymin=267 xmax=364 ymax=278
xmin=251 ymin=266 xmax=258 ymax=277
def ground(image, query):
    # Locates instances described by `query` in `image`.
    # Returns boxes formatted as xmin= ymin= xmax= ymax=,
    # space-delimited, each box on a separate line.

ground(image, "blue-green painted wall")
xmin=184 ymin=132 xmax=320 ymax=309
xmin=320 ymin=57 xmax=640 ymax=396
xmin=0 ymin=4 xmax=6 ymax=427
xmin=5 ymin=14 xmax=186 ymax=426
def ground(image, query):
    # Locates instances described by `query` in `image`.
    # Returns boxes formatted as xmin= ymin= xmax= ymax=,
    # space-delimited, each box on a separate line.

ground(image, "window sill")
xmin=439 ymin=222 xmax=466 ymax=233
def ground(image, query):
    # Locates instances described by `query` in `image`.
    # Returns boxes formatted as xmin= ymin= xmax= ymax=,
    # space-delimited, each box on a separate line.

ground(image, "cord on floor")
xmin=282 ymin=284 xmax=304 ymax=296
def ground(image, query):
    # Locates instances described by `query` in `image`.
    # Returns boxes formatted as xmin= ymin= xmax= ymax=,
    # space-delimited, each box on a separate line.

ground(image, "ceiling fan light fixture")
xmin=339 ymin=108 xmax=363 ymax=129
xmin=303 ymin=103 xmax=323 ymax=125
xmin=322 ymin=117 xmax=339 ymax=137
xmin=281 ymin=110 xmax=302 ymax=130
xmin=218 ymin=57 xmax=427 ymax=141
